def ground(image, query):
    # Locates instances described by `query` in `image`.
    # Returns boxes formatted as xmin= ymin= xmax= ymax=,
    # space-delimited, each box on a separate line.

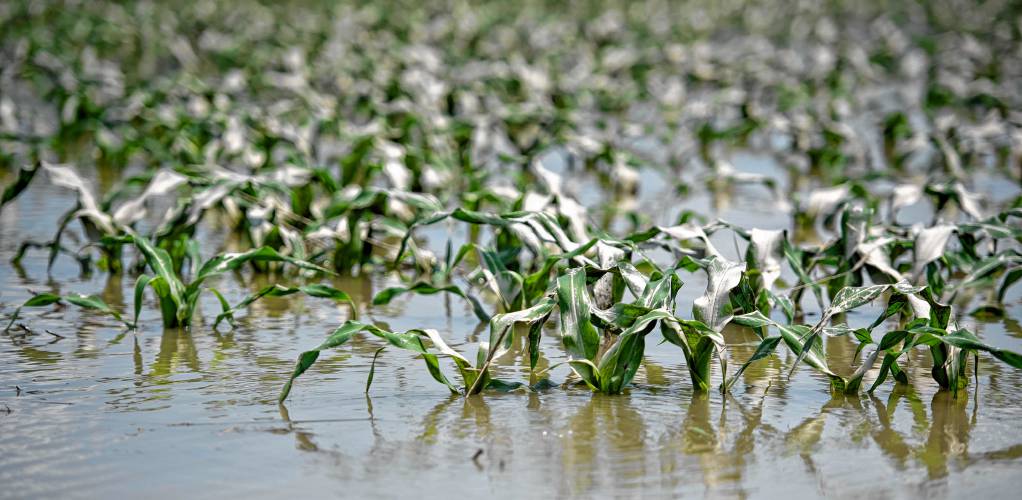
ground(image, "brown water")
xmin=2 ymin=160 xmax=1022 ymax=499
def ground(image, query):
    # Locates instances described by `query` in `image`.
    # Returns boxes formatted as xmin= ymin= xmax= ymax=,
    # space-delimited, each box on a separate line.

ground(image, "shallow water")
xmin=2 ymin=161 xmax=1022 ymax=499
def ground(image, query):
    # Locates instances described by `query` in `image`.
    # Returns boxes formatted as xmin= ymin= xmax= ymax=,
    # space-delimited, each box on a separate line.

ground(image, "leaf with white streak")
xmin=112 ymin=169 xmax=189 ymax=225
xmin=891 ymin=183 xmax=923 ymax=214
xmin=693 ymin=256 xmax=745 ymax=332
xmin=42 ymin=163 xmax=117 ymax=235
xmin=557 ymin=268 xmax=600 ymax=384
xmin=486 ymin=296 xmax=556 ymax=360
xmin=747 ymin=228 xmax=784 ymax=290
xmin=913 ymin=224 xmax=955 ymax=278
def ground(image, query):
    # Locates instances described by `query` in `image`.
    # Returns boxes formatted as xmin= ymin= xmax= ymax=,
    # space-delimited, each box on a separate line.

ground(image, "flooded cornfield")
xmin=2 ymin=1 xmax=1022 ymax=498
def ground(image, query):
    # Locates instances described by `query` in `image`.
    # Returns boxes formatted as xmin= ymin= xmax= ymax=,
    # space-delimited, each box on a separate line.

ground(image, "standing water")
xmin=3 ymin=1 xmax=1022 ymax=498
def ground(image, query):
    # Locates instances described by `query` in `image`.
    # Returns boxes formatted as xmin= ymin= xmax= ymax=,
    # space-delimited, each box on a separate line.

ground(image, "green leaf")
xmin=868 ymin=352 xmax=906 ymax=393
xmin=486 ymin=296 xmax=556 ymax=363
xmin=792 ymin=282 xmax=917 ymax=379
xmin=4 ymin=293 xmax=61 ymax=331
xmin=63 ymin=293 xmax=130 ymax=328
xmin=693 ymin=256 xmax=744 ymax=332
xmin=279 ymin=321 xmax=460 ymax=402
xmin=4 ymin=292 xmax=128 ymax=331
xmin=132 ymin=274 xmax=154 ymax=329
xmin=365 ymin=347 xmax=386 ymax=394
xmin=0 ymin=164 xmax=39 ymax=213
xmin=597 ymin=309 xmax=673 ymax=393
xmin=938 ymin=329 xmax=1022 ymax=369
xmin=557 ymin=268 xmax=600 ymax=384
xmin=723 ymin=336 xmax=782 ymax=391
xmin=777 ymin=323 xmax=844 ymax=387
xmin=372 ymin=282 xmax=489 ymax=323
xmin=783 ymin=237 xmax=823 ymax=307
xmin=192 ymin=246 xmax=329 ymax=289
xmin=877 ymin=330 xmax=910 ymax=351
xmin=731 ymin=311 xmax=773 ymax=329
xmin=279 ymin=321 xmax=362 ymax=402
xmin=131 ymin=235 xmax=187 ymax=324
xmin=998 ymin=268 xmax=1022 ymax=303
xmin=827 ymin=284 xmax=888 ymax=316
xmin=214 ymin=284 xmax=357 ymax=328
xmin=639 ymin=270 xmax=681 ymax=309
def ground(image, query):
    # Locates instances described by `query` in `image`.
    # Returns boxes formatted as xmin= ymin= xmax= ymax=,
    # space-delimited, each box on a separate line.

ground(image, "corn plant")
xmin=2 ymin=163 xmax=189 ymax=273
xmin=126 ymin=235 xmax=329 ymax=328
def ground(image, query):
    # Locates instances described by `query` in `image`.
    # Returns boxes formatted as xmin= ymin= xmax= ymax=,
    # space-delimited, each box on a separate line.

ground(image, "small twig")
xmin=45 ymin=329 xmax=65 ymax=339
xmin=11 ymin=323 xmax=33 ymax=337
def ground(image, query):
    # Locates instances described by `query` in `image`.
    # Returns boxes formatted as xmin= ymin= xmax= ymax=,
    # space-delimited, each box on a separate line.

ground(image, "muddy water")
xmin=2 ymin=162 xmax=1022 ymax=499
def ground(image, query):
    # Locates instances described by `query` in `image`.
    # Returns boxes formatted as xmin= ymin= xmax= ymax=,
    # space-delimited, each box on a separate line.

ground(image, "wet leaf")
xmin=693 ymin=256 xmax=745 ymax=332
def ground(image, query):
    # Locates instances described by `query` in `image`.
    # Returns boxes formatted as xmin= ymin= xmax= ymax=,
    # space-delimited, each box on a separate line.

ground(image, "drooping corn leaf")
xmin=3 ymin=293 xmax=62 ymax=331
xmin=4 ymin=292 xmax=130 ymax=331
xmin=723 ymin=336 xmax=782 ymax=391
xmin=693 ymin=256 xmax=745 ymax=332
xmin=214 ymin=283 xmax=357 ymax=328
xmin=279 ymin=320 xmax=458 ymax=402
xmin=0 ymin=164 xmax=39 ymax=213
xmin=191 ymin=246 xmax=329 ymax=289
xmin=372 ymin=282 xmax=490 ymax=323
xmin=597 ymin=309 xmax=674 ymax=393
xmin=557 ymin=268 xmax=600 ymax=385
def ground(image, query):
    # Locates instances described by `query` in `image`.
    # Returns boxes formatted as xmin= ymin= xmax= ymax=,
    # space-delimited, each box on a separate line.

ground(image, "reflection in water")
xmin=920 ymin=391 xmax=971 ymax=479
xmin=151 ymin=327 xmax=201 ymax=379
xmin=100 ymin=274 xmax=124 ymax=311
xmin=279 ymin=403 xmax=324 ymax=453
xmin=270 ymin=382 xmax=1021 ymax=498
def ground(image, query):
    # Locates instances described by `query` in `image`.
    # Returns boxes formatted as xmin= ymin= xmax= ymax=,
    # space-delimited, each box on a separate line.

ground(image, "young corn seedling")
xmin=126 ymin=234 xmax=329 ymax=328
xmin=4 ymin=163 xmax=188 ymax=273
xmin=278 ymin=309 xmax=558 ymax=402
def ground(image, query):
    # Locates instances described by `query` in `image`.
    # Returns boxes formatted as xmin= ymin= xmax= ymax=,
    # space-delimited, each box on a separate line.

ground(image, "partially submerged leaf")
xmin=4 ymin=292 xmax=130 ymax=331
xmin=279 ymin=321 xmax=459 ymax=402
xmin=372 ymin=282 xmax=489 ymax=323
xmin=214 ymin=284 xmax=357 ymax=328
